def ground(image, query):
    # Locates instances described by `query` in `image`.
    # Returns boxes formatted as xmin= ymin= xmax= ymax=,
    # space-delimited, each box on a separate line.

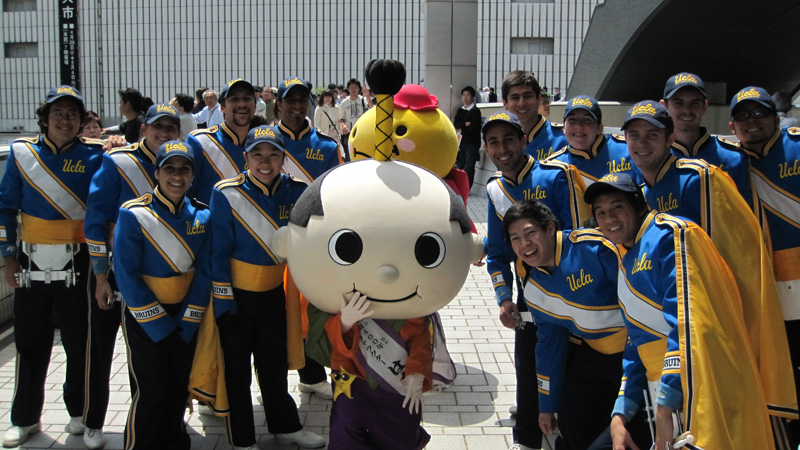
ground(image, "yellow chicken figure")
xmin=349 ymin=85 xmax=474 ymax=224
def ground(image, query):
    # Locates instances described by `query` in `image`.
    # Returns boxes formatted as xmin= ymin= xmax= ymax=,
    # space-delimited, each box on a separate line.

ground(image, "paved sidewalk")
xmin=0 ymin=195 xmax=521 ymax=450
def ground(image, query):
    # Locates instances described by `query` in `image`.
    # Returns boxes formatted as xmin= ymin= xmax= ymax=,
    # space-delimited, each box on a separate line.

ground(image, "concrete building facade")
xmin=0 ymin=0 xmax=603 ymax=132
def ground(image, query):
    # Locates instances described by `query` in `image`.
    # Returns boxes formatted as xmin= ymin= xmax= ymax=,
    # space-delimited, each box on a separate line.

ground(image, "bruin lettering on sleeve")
xmin=662 ymin=355 xmax=681 ymax=371
xmin=537 ymin=375 xmax=551 ymax=393
xmin=87 ymin=242 xmax=106 ymax=254
xmin=183 ymin=306 xmax=205 ymax=322
xmin=131 ymin=304 xmax=165 ymax=321
xmin=212 ymin=284 xmax=232 ymax=298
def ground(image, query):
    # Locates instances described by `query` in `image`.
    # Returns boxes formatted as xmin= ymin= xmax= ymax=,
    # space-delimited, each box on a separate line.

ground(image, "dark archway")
xmin=570 ymin=0 xmax=800 ymax=103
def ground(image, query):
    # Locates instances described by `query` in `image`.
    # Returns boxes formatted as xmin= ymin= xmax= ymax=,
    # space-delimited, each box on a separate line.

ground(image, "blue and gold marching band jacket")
xmin=741 ymin=128 xmax=800 ymax=321
xmin=644 ymin=154 xmax=797 ymax=418
xmin=615 ymin=211 xmax=776 ymax=449
xmin=670 ymin=128 xmax=752 ymax=206
xmin=84 ymin=140 xmax=157 ymax=274
xmin=113 ymin=187 xmax=212 ymax=343
xmin=485 ymin=156 xmax=589 ymax=303
xmin=209 ymin=171 xmax=306 ymax=316
xmin=523 ymin=229 xmax=626 ymax=413
xmin=547 ymin=134 xmax=642 ymax=186
xmin=278 ymin=118 xmax=342 ymax=184
xmin=186 ymin=124 xmax=247 ymax=205
xmin=525 ymin=115 xmax=567 ymax=161
xmin=0 ymin=135 xmax=104 ymax=256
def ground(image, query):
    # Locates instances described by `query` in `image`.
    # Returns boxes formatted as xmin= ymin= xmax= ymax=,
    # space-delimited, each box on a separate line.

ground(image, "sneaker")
xmin=65 ymin=416 xmax=85 ymax=435
xmin=509 ymin=405 xmax=518 ymax=415
xmin=83 ymin=428 xmax=105 ymax=449
xmin=298 ymin=381 xmax=333 ymax=400
xmin=275 ymin=430 xmax=326 ymax=448
xmin=3 ymin=422 xmax=41 ymax=448
xmin=508 ymin=444 xmax=538 ymax=450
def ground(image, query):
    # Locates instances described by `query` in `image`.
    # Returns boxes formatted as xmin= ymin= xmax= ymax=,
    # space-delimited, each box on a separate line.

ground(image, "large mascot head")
xmin=273 ymin=159 xmax=483 ymax=319
xmin=349 ymin=84 xmax=459 ymax=179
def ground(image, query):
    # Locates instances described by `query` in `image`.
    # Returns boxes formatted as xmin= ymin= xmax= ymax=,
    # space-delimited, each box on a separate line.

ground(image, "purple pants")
xmin=328 ymin=375 xmax=430 ymax=450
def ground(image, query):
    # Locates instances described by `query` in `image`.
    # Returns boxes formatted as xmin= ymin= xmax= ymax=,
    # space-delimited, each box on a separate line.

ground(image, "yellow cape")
xmin=671 ymin=216 xmax=774 ymax=448
xmin=694 ymin=162 xmax=797 ymax=419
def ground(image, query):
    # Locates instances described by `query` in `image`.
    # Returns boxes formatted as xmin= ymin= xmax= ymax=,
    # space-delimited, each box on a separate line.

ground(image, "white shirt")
xmin=193 ymin=104 xmax=223 ymax=128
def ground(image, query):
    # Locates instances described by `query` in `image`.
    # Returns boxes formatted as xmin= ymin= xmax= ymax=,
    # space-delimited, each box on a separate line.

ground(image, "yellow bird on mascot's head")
xmin=349 ymin=83 xmax=476 ymax=232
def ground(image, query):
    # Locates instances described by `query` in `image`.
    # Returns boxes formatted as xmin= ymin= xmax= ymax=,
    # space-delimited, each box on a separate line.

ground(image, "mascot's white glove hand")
xmin=401 ymin=373 xmax=425 ymax=414
xmin=340 ymin=291 xmax=373 ymax=330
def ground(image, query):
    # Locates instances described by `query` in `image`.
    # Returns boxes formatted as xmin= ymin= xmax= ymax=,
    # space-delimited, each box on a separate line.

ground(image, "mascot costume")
xmin=348 ymin=83 xmax=476 ymax=232
xmin=273 ymin=60 xmax=484 ymax=450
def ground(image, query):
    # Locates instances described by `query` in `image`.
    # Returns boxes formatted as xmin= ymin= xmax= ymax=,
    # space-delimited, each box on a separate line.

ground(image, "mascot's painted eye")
xmin=396 ymin=125 xmax=408 ymax=136
xmin=415 ymin=232 xmax=445 ymax=268
xmin=329 ymin=229 xmax=363 ymax=265
xmin=351 ymin=127 xmax=358 ymax=138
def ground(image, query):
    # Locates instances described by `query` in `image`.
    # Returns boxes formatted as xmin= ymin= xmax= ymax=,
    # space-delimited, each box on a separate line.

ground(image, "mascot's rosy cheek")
xmin=396 ymin=138 xmax=416 ymax=152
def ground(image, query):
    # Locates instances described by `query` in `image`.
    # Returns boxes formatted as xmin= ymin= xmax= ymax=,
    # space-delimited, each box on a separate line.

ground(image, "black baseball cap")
xmin=219 ymin=79 xmax=255 ymax=102
xmin=45 ymin=85 xmax=84 ymax=104
xmin=663 ymin=72 xmax=706 ymax=99
xmin=729 ymin=86 xmax=776 ymax=115
xmin=278 ymin=77 xmax=311 ymax=100
xmin=144 ymin=104 xmax=180 ymax=126
xmin=481 ymin=110 xmax=524 ymax=137
xmin=564 ymin=96 xmax=601 ymax=122
xmin=621 ymin=101 xmax=673 ymax=131
xmin=156 ymin=140 xmax=194 ymax=167
xmin=584 ymin=172 xmax=641 ymax=204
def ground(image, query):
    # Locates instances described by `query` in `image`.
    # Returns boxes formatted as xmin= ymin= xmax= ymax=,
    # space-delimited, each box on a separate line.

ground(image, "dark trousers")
xmin=11 ymin=246 xmax=90 ymax=426
xmin=218 ymin=286 xmax=302 ymax=446
xmin=587 ymin=410 xmax=653 ymax=450
xmin=558 ymin=342 xmax=623 ymax=450
xmin=123 ymin=306 xmax=194 ymax=450
xmin=297 ymin=353 xmax=328 ymax=384
xmin=83 ymin=270 xmax=124 ymax=429
xmin=514 ymin=321 xmax=541 ymax=448
xmin=340 ymin=133 xmax=352 ymax=162
xmin=455 ymin=141 xmax=480 ymax=189
xmin=785 ymin=319 xmax=800 ymax=447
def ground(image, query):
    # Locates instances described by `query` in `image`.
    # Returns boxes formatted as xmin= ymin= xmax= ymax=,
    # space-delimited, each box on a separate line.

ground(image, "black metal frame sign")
xmin=59 ymin=0 xmax=80 ymax=89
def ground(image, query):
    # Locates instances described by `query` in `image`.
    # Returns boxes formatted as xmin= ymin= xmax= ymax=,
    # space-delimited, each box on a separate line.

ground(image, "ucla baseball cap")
xmin=663 ymin=72 xmax=706 ymax=99
xmin=583 ymin=172 xmax=641 ymax=204
xmin=564 ymin=96 xmax=602 ymax=122
xmin=219 ymin=79 xmax=255 ymax=102
xmin=621 ymin=100 xmax=673 ymax=131
xmin=729 ymin=86 xmax=776 ymax=114
xmin=277 ymin=77 xmax=311 ymax=100
xmin=144 ymin=103 xmax=180 ymax=126
xmin=245 ymin=125 xmax=286 ymax=153
xmin=482 ymin=110 xmax=524 ymax=137
xmin=45 ymin=85 xmax=84 ymax=104
xmin=156 ymin=140 xmax=194 ymax=167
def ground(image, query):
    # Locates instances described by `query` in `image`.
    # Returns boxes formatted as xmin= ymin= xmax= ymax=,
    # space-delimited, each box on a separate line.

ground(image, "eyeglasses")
xmin=732 ymin=108 xmax=771 ymax=122
xmin=49 ymin=111 xmax=81 ymax=121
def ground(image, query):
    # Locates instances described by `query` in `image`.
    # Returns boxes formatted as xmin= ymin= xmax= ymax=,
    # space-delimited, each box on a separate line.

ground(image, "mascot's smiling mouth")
xmin=349 ymin=284 xmax=421 ymax=303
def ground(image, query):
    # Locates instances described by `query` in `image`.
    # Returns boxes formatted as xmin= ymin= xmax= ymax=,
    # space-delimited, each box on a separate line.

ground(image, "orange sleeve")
xmin=324 ymin=313 xmax=366 ymax=378
xmin=400 ymin=317 xmax=434 ymax=392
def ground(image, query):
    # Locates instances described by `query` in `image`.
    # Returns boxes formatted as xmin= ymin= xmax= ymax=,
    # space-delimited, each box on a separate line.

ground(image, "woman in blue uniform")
xmin=114 ymin=140 xmax=212 ymax=450
xmin=209 ymin=125 xmax=325 ymax=449
xmin=502 ymin=199 xmax=626 ymax=450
